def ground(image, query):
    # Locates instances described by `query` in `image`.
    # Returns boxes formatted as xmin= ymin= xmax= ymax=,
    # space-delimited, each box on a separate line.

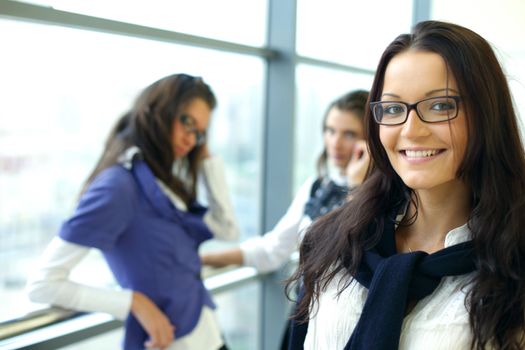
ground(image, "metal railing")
xmin=0 ymin=266 xmax=262 ymax=350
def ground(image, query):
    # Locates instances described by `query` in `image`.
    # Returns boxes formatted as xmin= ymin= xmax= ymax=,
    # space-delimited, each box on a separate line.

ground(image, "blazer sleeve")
xmin=59 ymin=166 xmax=137 ymax=250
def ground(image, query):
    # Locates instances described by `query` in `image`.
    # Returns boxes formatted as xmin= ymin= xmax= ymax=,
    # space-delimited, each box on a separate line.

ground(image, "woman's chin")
xmin=330 ymin=159 xmax=348 ymax=169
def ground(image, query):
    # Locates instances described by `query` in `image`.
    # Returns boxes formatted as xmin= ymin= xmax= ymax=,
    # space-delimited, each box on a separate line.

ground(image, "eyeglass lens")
xmin=179 ymin=114 xmax=206 ymax=145
xmin=373 ymin=96 xmax=458 ymax=125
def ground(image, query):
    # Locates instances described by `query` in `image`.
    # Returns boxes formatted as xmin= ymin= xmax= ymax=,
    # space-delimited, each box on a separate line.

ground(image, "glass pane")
xmin=214 ymin=282 xmax=261 ymax=350
xmin=296 ymin=0 xmax=413 ymax=70
xmin=431 ymin=0 xmax=525 ymax=135
xmin=294 ymin=64 xmax=374 ymax=191
xmin=18 ymin=0 xmax=268 ymax=47
xmin=0 ymin=18 xmax=264 ymax=320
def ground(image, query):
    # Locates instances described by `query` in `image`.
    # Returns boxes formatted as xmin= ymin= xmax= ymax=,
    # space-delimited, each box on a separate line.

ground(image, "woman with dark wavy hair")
xmin=27 ymin=74 xmax=239 ymax=350
xmin=288 ymin=21 xmax=525 ymax=350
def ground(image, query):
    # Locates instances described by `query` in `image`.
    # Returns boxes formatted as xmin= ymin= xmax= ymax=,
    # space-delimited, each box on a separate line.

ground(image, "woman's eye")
xmin=344 ymin=131 xmax=357 ymax=140
xmin=180 ymin=115 xmax=190 ymax=125
xmin=324 ymin=127 xmax=335 ymax=135
xmin=384 ymin=104 xmax=404 ymax=115
xmin=180 ymin=114 xmax=196 ymax=128
xmin=430 ymin=102 xmax=454 ymax=111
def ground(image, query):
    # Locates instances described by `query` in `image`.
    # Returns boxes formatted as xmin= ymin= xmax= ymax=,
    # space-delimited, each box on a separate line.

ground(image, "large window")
xmin=0 ymin=16 xmax=265 ymax=342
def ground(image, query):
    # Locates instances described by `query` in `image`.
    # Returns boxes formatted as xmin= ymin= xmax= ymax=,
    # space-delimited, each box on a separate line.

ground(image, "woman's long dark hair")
xmin=288 ymin=21 xmax=525 ymax=349
xmin=316 ymin=90 xmax=369 ymax=177
xmin=83 ymin=74 xmax=216 ymax=206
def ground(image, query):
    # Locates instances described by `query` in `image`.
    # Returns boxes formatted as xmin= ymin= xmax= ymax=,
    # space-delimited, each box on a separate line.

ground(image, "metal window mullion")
xmin=412 ymin=0 xmax=431 ymax=25
xmin=260 ymin=0 xmax=297 ymax=349
xmin=0 ymin=0 xmax=276 ymax=59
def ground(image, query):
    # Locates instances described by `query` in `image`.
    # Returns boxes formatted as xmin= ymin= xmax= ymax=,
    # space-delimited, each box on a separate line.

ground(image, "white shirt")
xmin=241 ymin=167 xmax=348 ymax=273
xmin=26 ymin=155 xmax=239 ymax=350
xmin=304 ymin=223 xmax=476 ymax=350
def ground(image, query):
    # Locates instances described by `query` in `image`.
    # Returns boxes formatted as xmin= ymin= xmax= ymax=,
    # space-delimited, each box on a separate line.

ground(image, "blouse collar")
xmin=327 ymin=163 xmax=347 ymax=187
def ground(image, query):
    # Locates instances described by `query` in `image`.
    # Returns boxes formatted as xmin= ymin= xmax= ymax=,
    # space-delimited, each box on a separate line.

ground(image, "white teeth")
xmin=404 ymin=149 xmax=439 ymax=158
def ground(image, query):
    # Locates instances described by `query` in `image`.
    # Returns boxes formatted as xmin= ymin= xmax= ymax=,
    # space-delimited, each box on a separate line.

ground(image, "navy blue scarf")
xmin=303 ymin=178 xmax=348 ymax=220
xmin=289 ymin=217 xmax=476 ymax=350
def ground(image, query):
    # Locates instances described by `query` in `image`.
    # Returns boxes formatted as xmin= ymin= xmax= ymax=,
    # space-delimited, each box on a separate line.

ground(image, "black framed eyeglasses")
xmin=178 ymin=114 xmax=207 ymax=146
xmin=370 ymin=95 xmax=461 ymax=126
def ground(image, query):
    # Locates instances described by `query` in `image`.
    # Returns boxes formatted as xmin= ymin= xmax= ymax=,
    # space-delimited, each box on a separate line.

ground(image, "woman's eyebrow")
xmin=425 ymin=88 xmax=460 ymax=96
xmin=381 ymin=88 xmax=460 ymax=99
xmin=381 ymin=93 xmax=400 ymax=99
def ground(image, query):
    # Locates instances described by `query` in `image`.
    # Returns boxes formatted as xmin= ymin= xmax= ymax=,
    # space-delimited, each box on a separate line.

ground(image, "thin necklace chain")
xmin=402 ymin=234 xmax=448 ymax=253
xmin=402 ymin=233 xmax=413 ymax=253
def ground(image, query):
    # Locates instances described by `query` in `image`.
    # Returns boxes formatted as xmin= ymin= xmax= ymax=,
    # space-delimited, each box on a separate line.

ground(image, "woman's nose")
xmin=331 ymin=133 xmax=344 ymax=148
xmin=400 ymin=109 xmax=431 ymax=138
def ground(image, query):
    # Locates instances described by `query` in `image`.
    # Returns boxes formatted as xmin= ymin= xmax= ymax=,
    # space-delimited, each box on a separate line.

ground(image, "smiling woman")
xmin=288 ymin=20 xmax=525 ymax=350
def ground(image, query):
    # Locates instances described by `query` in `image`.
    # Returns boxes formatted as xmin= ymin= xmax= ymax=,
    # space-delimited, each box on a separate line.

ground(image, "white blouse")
xmin=241 ymin=168 xmax=348 ymax=273
xmin=305 ymin=223 xmax=476 ymax=350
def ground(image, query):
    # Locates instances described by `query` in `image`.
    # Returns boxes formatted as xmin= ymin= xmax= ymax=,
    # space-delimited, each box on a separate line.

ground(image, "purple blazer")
xmin=59 ymin=160 xmax=214 ymax=349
